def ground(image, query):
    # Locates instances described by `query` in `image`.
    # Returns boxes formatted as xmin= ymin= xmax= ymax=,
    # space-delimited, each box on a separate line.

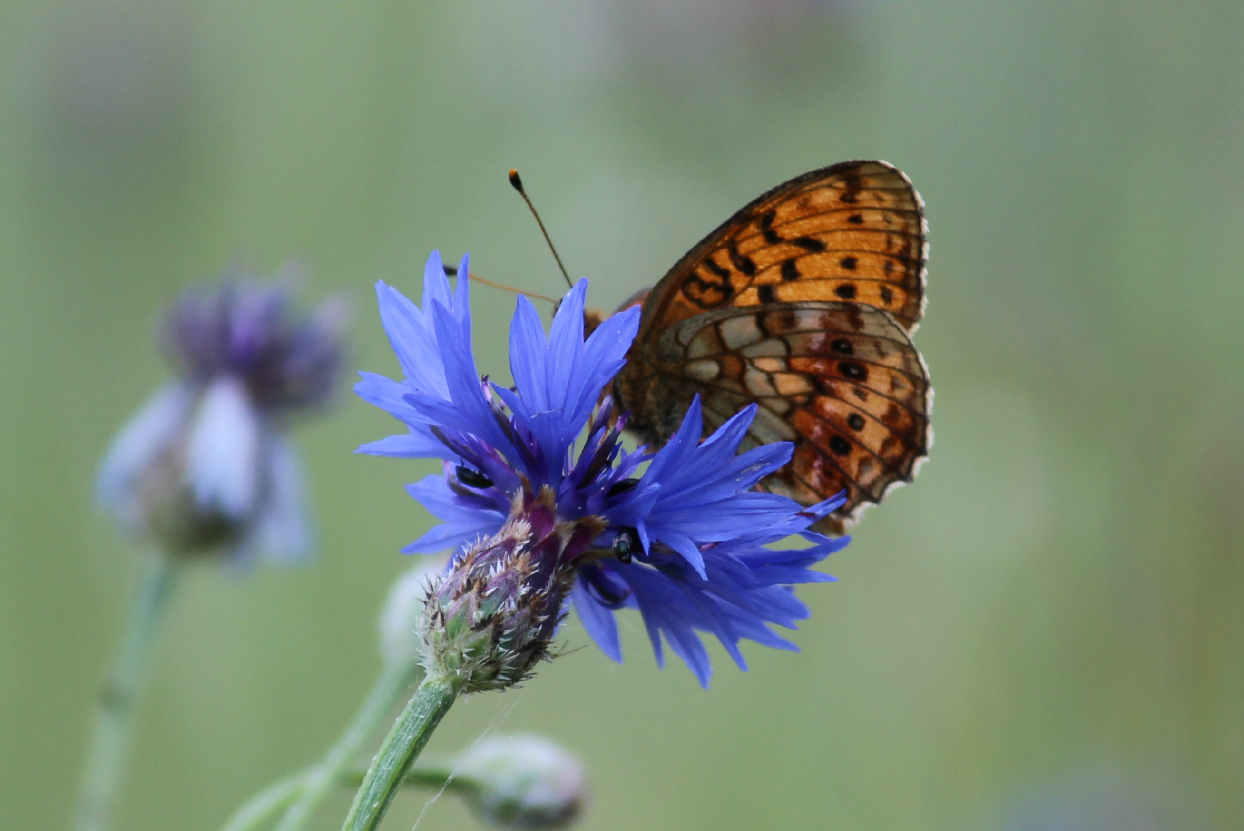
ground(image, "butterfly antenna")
xmin=442 ymin=264 xmax=559 ymax=305
xmin=509 ymin=168 xmax=573 ymax=289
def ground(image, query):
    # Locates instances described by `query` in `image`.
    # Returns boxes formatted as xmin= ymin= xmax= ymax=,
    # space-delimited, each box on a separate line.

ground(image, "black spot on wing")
xmin=759 ymin=210 xmax=783 ymax=244
xmin=681 ymin=269 xmax=735 ymax=310
xmin=727 ymin=240 xmax=757 ymax=276
xmin=838 ymin=361 xmax=868 ymax=381
xmin=704 ymin=256 xmax=732 ymax=280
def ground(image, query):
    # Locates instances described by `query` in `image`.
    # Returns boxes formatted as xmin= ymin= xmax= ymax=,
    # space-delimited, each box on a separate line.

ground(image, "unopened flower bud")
xmin=378 ymin=554 xmax=448 ymax=667
xmin=418 ymin=486 xmax=605 ymax=694
xmin=454 ymin=735 xmax=587 ymax=829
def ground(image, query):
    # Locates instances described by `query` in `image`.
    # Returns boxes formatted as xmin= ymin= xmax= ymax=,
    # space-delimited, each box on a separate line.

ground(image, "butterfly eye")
xmin=455 ymin=466 xmax=493 ymax=489
xmin=612 ymin=527 xmax=639 ymax=563
xmin=606 ymin=478 xmax=640 ymax=499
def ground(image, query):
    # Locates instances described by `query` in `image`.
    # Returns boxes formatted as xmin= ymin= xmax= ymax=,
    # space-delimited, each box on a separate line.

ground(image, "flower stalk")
xmin=271 ymin=660 xmax=421 ymax=831
xmin=345 ymin=735 xmax=587 ymax=829
xmin=220 ymin=558 xmax=445 ymax=831
xmin=72 ymin=554 xmax=178 ymax=831
xmin=219 ymin=773 xmax=309 ymax=831
xmin=225 ymin=737 xmax=585 ymax=831
xmin=341 ymin=673 xmax=461 ymax=831
xmin=218 ymin=661 xmax=422 ymax=831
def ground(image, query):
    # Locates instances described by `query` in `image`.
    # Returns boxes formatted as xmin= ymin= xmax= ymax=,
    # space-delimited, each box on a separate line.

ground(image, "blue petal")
xmin=184 ymin=377 xmax=261 ymax=518
xmin=239 ymin=432 xmax=312 ymax=565
xmin=429 ymin=301 xmax=519 ymax=458
xmin=546 ymin=280 xmax=588 ymax=396
xmin=353 ymin=372 xmax=412 ymax=419
xmin=571 ymin=578 xmax=623 ymax=663
xmin=419 ymin=250 xmax=450 ymax=311
xmin=507 ymin=295 xmax=549 ymax=415
xmin=401 ymin=475 xmax=506 ymax=555
xmin=451 ymin=254 xmax=471 ymax=326
xmin=622 ymin=564 xmax=713 ymax=687
xmin=96 ymin=381 xmax=194 ymax=517
xmin=375 ymin=281 xmax=446 ymax=399
xmin=354 ymin=430 xmax=448 ymax=459
xmin=502 ymin=283 xmax=641 ymax=489
xmin=609 ymin=396 xmax=804 ymax=574
xmin=562 ymin=302 xmax=640 ymax=443
xmin=714 ymin=598 xmax=799 ymax=652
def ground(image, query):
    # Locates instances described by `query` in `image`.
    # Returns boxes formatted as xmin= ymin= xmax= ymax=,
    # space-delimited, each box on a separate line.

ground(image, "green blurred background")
xmin=2 ymin=0 xmax=1242 ymax=828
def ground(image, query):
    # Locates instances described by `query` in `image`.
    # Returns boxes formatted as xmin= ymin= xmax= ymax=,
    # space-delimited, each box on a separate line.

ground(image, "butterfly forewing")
xmin=641 ymin=160 xmax=927 ymax=336
xmin=613 ymin=159 xmax=931 ymax=533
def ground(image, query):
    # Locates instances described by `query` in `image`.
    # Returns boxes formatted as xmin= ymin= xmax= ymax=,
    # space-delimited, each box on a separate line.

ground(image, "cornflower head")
xmin=357 ymin=251 xmax=847 ymax=689
xmin=97 ymin=269 xmax=346 ymax=565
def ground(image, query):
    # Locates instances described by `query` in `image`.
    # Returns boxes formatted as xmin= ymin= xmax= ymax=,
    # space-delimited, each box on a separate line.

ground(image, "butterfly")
xmin=608 ymin=160 xmax=932 ymax=534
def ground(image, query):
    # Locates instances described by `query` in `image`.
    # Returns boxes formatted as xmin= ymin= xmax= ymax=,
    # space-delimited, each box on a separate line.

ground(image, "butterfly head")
xmin=582 ymin=308 xmax=605 ymax=338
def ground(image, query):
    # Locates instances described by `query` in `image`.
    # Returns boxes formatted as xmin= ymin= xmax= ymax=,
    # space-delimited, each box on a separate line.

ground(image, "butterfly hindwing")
xmin=652 ymin=302 xmax=931 ymax=532
xmin=640 ymin=159 xmax=927 ymax=337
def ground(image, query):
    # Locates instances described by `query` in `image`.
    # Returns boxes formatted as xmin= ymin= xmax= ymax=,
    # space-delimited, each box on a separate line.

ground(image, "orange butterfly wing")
xmin=613 ymin=160 xmax=931 ymax=532
xmin=640 ymin=159 xmax=927 ymax=335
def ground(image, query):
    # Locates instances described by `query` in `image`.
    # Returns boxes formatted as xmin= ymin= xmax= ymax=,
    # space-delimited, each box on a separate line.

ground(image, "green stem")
xmin=218 ymin=772 xmax=310 ymax=831
xmin=71 ymin=554 xmax=178 ymax=831
xmin=340 ymin=674 xmax=460 ymax=831
xmin=340 ymin=759 xmax=468 ymax=793
xmin=271 ymin=661 xmax=422 ymax=831
xmin=222 ymin=756 xmax=462 ymax=831
xmin=398 ymin=763 xmax=467 ymax=792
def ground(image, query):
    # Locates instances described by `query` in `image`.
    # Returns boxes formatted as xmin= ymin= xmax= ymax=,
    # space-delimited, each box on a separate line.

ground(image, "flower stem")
xmin=218 ymin=772 xmax=310 ymax=831
xmin=399 ymin=763 xmax=465 ymax=791
xmin=271 ymin=661 xmax=422 ymax=831
xmin=340 ymin=758 xmax=465 ymax=792
xmin=71 ymin=554 xmax=178 ymax=831
xmin=340 ymin=674 xmax=460 ymax=831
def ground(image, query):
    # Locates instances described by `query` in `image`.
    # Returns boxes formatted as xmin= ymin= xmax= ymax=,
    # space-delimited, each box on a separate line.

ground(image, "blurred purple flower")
xmin=359 ymin=251 xmax=846 ymax=687
xmin=97 ymin=270 xmax=346 ymax=565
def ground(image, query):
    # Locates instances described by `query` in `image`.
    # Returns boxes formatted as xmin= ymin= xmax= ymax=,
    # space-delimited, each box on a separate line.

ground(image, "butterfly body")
xmin=612 ymin=160 xmax=932 ymax=534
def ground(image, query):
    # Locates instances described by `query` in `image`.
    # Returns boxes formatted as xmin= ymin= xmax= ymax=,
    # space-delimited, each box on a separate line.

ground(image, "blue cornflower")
xmin=97 ymin=271 xmax=346 ymax=564
xmin=358 ymin=252 xmax=846 ymax=687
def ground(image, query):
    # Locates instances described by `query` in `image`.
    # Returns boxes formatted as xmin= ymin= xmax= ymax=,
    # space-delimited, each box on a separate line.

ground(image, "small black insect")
xmin=612 ymin=527 xmax=639 ymax=563
xmin=455 ymin=466 xmax=493 ymax=489
xmin=606 ymin=478 xmax=640 ymax=499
